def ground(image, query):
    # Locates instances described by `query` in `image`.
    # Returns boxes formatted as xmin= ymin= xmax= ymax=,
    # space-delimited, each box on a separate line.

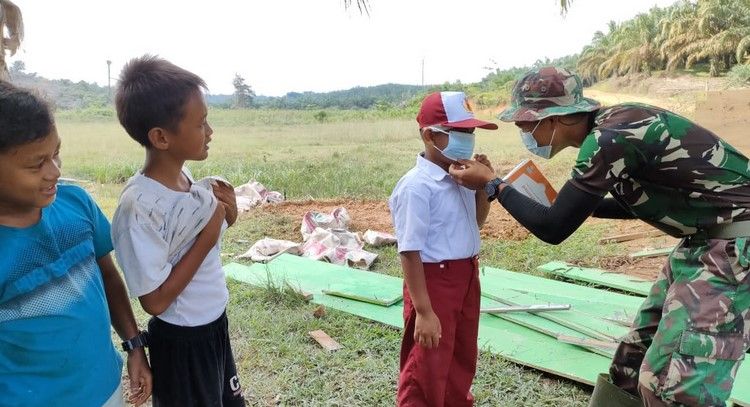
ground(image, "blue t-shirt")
xmin=0 ymin=185 xmax=122 ymax=407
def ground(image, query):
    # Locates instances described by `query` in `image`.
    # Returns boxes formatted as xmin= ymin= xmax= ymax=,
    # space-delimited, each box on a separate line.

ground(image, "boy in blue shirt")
xmin=389 ymin=91 xmax=497 ymax=406
xmin=0 ymin=82 xmax=151 ymax=406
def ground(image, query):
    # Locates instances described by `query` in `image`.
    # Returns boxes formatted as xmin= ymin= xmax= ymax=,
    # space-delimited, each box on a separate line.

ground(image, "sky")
xmin=9 ymin=0 xmax=677 ymax=96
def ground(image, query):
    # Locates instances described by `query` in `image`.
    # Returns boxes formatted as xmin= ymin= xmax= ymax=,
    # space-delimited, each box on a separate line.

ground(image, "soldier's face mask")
xmin=428 ymin=126 xmax=475 ymax=161
xmin=520 ymin=120 xmax=555 ymax=159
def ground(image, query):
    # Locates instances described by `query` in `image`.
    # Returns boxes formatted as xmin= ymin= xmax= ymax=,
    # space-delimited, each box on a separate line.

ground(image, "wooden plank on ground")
xmin=482 ymin=290 xmax=628 ymax=341
xmin=629 ymin=247 xmax=674 ymax=259
xmin=224 ymin=259 xmax=750 ymax=404
xmin=308 ymin=330 xmax=342 ymax=351
xmin=225 ymin=258 xmax=611 ymax=385
xmin=537 ymin=261 xmax=653 ymax=297
xmin=481 ymin=266 xmax=644 ymax=309
xmin=481 ymin=296 xmax=614 ymax=357
xmin=598 ymin=229 xmax=666 ymax=244
xmin=321 ymin=280 xmax=402 ymax=306
xmin=556 ymin=335 xmax=619 ymax=351
xmin=481 ymin=304 xmax=570 ymax=313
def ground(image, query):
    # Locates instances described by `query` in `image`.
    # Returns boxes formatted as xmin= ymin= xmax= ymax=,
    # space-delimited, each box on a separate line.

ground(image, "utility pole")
xmin=421 ymin=57 xmax=425 ymax=88
xmin=106 ymin=60 xmax=112 ymax=102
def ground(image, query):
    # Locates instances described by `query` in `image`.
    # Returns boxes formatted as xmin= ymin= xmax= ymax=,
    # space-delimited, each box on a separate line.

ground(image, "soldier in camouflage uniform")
xmin=449 ymin=66 xmax=750 ymax=406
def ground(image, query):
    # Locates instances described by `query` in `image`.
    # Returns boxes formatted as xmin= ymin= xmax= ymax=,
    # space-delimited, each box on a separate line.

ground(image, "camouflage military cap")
xmin=498 ymin=66 xmax=601 ymax=122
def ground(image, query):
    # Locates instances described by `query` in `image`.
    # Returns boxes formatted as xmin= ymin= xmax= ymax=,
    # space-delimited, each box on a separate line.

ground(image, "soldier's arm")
xmin=592 ymin=198 xmax=636 ymax=219
xmin=497 ymin=181 xmax=603 ymax=244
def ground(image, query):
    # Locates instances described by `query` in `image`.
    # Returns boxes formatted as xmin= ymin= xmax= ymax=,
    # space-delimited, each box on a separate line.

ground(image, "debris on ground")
xmin=242 ymin=206 xmax=387 ymax=269
xmin=234 ymin=180 xmax=284 ymax=212
xmin=308 ymin=329 xmax=342 ymax=352
xmin=362 ymin=230 xmax=396 ymax=247
xmin=313 ymin=305 xmax=327 ymax=319
xmin=598 ymin=229 xmax=665 ymax=244
xmin=237 ymin=237 xmax=301 ymax=262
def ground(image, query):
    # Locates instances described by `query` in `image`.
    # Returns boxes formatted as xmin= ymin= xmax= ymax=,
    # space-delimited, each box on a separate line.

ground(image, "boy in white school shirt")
xmin=389 ymin=91 xmax=498 ymax=407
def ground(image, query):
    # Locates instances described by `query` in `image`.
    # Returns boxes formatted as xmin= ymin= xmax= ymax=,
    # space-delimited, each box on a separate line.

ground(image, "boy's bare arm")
xmin=475 ymin=190 xmax=490 ymax=227
xmin=98 ymin=254 xmax=152 ymax=406
xmin=139 ymin=203 xmax=225 ymax=316
xmin=473 ymin=154 xmax=493 ymax=227
xmin=401 ymin=251 xmax=441 ymax=349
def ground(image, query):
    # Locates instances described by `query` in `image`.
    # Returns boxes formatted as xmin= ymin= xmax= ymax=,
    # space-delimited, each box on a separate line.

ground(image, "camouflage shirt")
xmin=571 ymin=103 xmax=750 ymax=237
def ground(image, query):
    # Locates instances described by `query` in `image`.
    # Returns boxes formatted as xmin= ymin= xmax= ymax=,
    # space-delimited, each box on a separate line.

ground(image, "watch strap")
xmin=121 ymin=330 xmax=149 ymax=352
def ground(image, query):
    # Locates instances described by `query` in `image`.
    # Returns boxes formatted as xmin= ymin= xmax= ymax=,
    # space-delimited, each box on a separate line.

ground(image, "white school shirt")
xmin=389 ymin=154 xmax=481 ymax=263
xmin=111 ymin=170 xmax=229 ymax=327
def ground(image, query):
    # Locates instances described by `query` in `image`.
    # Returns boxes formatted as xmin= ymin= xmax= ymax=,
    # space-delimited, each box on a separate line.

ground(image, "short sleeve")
xmin=112 ymin=222 xmax=172 ymax=298
xmin=89 ymin=201 xmax=114 ymax=259
xmin=69 ymin=186 xmax=113 ymax=258
xmin=390 ymin=186 xmax=430 ymax=253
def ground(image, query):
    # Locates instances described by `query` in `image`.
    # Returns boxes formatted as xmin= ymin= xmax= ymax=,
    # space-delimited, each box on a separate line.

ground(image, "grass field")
xmin=59 ymin=108 xmax=621 ymax=406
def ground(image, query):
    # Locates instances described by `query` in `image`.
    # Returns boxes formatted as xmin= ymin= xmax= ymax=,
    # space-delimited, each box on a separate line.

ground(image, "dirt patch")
xmin=573 ymin=254 xmax=665 ymax=281
xmin=695 ymin=89 xmax=750 ymax=154
xmin=254 ymin=199 xmax=683 ymax=280
xmin=257 ymin=198 xmax=530 ymax=241
xmin=263 ymin=199 xmax=394 ymax=235
xmin=581 ymin=219 xmax=679 ymax=281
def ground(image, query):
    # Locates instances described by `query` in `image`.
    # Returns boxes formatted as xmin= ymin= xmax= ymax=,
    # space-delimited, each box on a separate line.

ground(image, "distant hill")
xmin=10 ymin=70 xmax=110 ymax=109
xmin=8 ymin=67 xmax=425 ymax=110
xmin=6 ymin=55 xmax=585 ymax=112
xmin=209 ymin=83 xmax=426 ymax=110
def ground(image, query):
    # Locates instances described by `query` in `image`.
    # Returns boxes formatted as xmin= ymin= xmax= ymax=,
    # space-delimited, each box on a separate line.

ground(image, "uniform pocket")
xmin=659 ymin=329 xmax=746 ymax=405
xmin=679 ymin=329 xmax=745 ymax=361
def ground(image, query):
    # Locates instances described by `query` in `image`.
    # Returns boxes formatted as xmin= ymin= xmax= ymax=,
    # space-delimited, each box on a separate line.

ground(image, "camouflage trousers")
xmin=609 ymin=236 xmax=750 ymax=406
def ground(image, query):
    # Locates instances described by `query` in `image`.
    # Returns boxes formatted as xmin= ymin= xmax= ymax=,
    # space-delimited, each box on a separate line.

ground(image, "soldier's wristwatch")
xmin=121 ymin=330 xmax=149 ymax=352
xmin=484 ymin=177 xmax=505 ymax=201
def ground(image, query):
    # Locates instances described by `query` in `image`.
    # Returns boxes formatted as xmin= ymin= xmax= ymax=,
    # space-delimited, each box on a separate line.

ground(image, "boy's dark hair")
xmin=115 ymin=55 xmax=207 ymax=147
xmin=0 ymin=81 xmax=54 ymax=153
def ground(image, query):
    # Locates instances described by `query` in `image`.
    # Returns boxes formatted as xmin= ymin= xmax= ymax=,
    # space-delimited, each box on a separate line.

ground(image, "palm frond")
xmin=1 ymin=0 xmax=24 ymax=55
xmin=343 ymin=0 xmax=369 ymax=15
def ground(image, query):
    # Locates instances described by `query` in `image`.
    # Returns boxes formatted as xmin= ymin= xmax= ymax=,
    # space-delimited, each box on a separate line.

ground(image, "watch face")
xmin=485 ymin=182 xmax=496 ymax=196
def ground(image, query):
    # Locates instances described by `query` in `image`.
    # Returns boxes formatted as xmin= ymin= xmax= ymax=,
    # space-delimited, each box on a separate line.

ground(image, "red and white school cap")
xmin=417 ymin=91 xmax=498 ymax=130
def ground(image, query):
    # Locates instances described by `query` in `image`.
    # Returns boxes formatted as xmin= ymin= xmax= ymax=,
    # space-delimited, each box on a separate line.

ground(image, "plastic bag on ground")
xmin=362 ymin=230 xmax=397 ymax=247
xmin=234 ymin=180 xmax=284 ymax=212
xmin=237 ymin=237 xmax=301 ymax=262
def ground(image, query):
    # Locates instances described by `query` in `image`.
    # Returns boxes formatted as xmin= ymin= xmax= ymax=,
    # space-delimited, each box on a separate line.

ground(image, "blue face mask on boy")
xmin=428 ymin=127 xmax=475 ymax=161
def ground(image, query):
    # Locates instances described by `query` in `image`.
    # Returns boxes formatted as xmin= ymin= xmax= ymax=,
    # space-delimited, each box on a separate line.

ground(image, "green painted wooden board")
xmin=224 ymin=257 xmax=750 ymax=404
xmin=227 ymin=254 xmax=404 ymax=304
xmin=630 ymin=247 xmax=674 ymax=259
xmin=480 ymin=266 xmax=644 ymax=310
xmin=537 ymin=261 xmax=653 ymax=296
xmin=481 ymin=289 xmax=630 ymax=341
xmin=322 ymin=281 xmax=402 ymax=306
xmin=480 ymin=265 xmax=750 ymax=405
xmin=224 ymin=261 xmax=405 ymax=328
xmin=223 ymin=257 xmax=612 ymax=385
xmin=484 ymin=286 xmax=638 ymax=324
xmin=480 ymin=296 xmax=616 ymax=358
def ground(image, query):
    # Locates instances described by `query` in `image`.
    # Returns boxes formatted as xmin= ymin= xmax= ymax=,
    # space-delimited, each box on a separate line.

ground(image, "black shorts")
xmin=148 ymin=311 xmax=245 ymax=407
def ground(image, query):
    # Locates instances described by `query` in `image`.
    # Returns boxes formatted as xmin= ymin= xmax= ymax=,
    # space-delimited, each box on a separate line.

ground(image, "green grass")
xmin=71 ymin=110 xmax=607 ymax=406
xmin=57 ymin=109 xmax=578 ymax=199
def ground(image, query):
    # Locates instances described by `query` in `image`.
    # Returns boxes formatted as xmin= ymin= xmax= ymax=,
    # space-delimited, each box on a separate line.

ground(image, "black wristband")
xmin=121 ymin=330 xmax=149 ymax=352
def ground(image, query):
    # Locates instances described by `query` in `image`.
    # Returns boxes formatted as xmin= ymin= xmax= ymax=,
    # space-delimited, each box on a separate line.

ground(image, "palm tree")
xmin=577 ymin=21 xmax=618 ymax=82
xmin=662 ymin=0 xmax=750 ymax=76
xmin=345 ymin=0 xmax=370 ymax=15
xmin=0 ymin=0 xmax=23 ymax=81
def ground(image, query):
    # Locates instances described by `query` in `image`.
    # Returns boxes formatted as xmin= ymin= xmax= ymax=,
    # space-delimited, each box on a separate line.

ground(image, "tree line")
xmin=577 ymin=0 xmax=750 ymax=81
